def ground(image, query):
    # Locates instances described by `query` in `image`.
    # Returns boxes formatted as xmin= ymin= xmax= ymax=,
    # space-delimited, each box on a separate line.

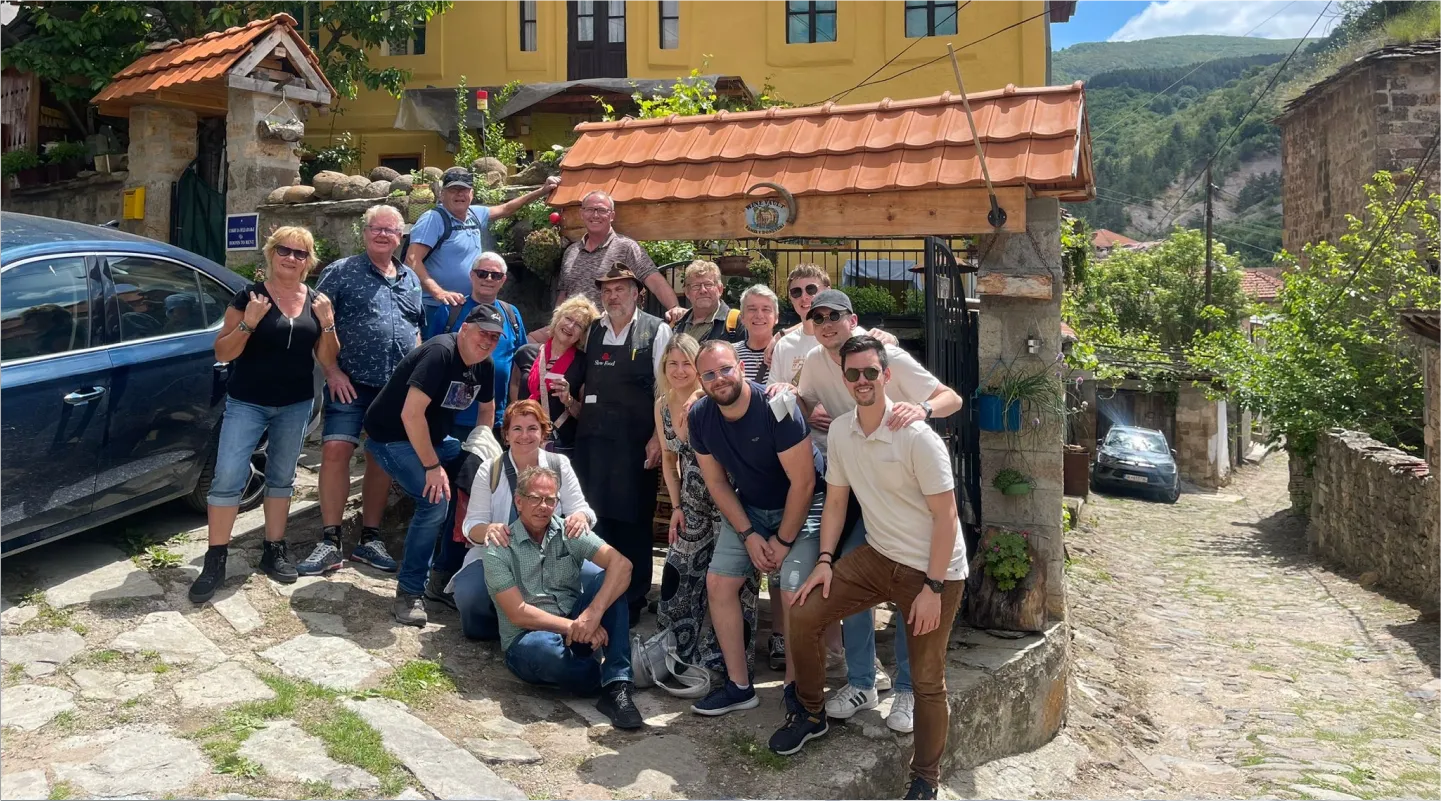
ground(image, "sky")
xmin=1052 ymin=1 xmax=1342 ymax=50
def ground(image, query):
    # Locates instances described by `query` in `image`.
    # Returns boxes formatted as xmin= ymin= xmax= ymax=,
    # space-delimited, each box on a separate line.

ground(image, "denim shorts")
xmin=208 ymin=396 xmax=312 ymax=507
xmin=708 ymin=492 xmax=824 ymax=593
xmin=321 ymin=382 xmax=382 ymax=445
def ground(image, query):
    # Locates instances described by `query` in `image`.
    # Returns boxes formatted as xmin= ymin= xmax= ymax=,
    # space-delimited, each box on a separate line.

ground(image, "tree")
xmin=2 ymin=1 xmax=449 ymax=135
xmin=1190 ymin=170 xmax=1441 ymax=460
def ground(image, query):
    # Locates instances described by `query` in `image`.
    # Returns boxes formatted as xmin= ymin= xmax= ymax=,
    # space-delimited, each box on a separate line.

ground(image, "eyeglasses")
xmin=471 ymin=269 xmax=506 ymax=280
xmin=807 ymin=309 xmax=846 ymax=324
xmin=685 ymin=281 xmax=719 ymax=292
xmin=580 ymin=206 xmax=612 ymax=216
xmin=700 ymin=364 xmax=737 ymax=383
xmin=789 ymin=284 xmax=821 ymax=299
xmin=273 ymin=245 xmax=310 ymax=262
xmin=366 ymin=225 xmax=402 ymax=237
xmin=518 ymin=492 xmax=560 ymax=506
xmin=843 ymin=366 xmax=881 ymax=382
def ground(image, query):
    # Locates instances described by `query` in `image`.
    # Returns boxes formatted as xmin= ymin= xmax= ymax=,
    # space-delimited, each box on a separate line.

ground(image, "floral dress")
xmin=657 ymin=403 xmax=758 ymax=674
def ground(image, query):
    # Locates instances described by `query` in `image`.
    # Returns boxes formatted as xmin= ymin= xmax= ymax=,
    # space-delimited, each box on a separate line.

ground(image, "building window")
xmin=786 ymin=1 xmax=836 ymax=44
xmin=385 ymin=23 xmax=426 ymax=56
xmin=904 ymin=0 xmax=958 ymax=38
xmin=520 ymin=1 xmax=538 ymax=51
xmin=576 ymin=0 xmax=594 ymax=42
xmin=380 ymin=155 xmax=422 ymax=174
xmin=608 ymin=3 xmax=626 ymax=43
xmin=659 ymin=0 xmax=679 ymax=49
xmin=288 ymin=3 xmax=321 ymax=49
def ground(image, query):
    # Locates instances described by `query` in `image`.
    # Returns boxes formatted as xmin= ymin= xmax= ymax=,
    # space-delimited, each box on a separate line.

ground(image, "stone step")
xmin=110 ymin=611 xmax=226 ymax=667
xmin=259 ymin=633 xmax=389 ymax=691
xmin=237 ymin=720 xmax=380 ymax=791
xmin=345 ymin=697 xmax=525 ymax=800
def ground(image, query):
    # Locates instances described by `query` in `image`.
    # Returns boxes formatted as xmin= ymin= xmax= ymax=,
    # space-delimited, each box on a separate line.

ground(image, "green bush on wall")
xmin=840 ymin=284 xmax=897 ymax=316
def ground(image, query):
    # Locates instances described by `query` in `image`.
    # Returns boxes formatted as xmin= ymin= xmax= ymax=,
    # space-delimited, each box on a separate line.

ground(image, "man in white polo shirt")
xmin=769 ymin=334 xmax=968 ymax=801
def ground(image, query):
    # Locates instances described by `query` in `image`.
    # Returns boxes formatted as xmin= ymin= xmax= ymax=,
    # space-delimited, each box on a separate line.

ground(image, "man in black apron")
xmin=573 ymin=265 xmax=673 ymax=621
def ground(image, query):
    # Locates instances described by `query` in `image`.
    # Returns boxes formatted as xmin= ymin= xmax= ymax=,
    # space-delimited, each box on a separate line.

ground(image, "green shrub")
xmin=903 ymin=288 xmax=925 ymax=315
xmin=522 ymin=227 xmax=565 ymax=279
xmin=45 ymin=141 xmax=88 ymax=164
xmin=840 ymin=284 xmax=897 ymax=316
xmin=2 ymin=149 xmax=41 ymax=178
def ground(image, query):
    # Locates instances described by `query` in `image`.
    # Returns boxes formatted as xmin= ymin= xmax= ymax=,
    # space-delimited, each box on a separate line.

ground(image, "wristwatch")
xmin=236 ymin=321 xmax=254 ymax=333
xmin=923 ymin=577 xmax=945 ymax=594
xmin=921 ymin=401 xmax=934 ymax=420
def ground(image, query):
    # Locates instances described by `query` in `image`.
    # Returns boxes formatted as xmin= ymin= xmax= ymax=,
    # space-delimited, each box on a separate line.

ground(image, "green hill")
xmin=1053 ymin=35 xmax=1307 ymax=83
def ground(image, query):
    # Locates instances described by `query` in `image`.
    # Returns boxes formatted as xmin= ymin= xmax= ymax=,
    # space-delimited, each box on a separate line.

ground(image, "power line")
xmin=828 ymin=2 xmax=971 ymax=105
xmin=1096 ymin=188 xmax=1282 ymax=235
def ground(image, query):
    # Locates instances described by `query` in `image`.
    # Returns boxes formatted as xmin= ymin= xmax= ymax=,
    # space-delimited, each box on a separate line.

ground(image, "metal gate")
xmin=171 ymin=158 xmax=226 ymax=265
xmin=922 ymin=236 xmax=982 ymax=541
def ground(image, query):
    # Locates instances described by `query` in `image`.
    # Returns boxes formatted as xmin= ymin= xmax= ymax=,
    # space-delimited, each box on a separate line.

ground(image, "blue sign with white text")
xmin=226 ymin=213 xmax=259 ymax=251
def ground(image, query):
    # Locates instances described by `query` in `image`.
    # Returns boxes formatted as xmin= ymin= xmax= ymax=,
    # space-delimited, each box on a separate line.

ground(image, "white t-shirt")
xmin=826 ymin=401 xmax=969 ymax=580
xmin=454 ymin=450 xmax=595 ymax=580
xmin=796 ymin=341 xmax=939 ymax=453
xmin=767 ymin=329 xmax=817 ymax=387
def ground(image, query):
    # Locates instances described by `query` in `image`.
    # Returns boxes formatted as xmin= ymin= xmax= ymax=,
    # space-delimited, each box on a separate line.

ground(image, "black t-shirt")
xmin=227 ymin=282 xmax=319 ymax=407
xmin=364 ymin=333 xmax=495 ymax=445
xmin=512 ymin=344 xmax=541 ymax=400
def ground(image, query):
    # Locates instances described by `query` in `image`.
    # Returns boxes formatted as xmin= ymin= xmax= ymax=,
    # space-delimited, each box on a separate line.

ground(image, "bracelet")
xmin=421 ymin=462 xmax=441 ymax=471
xmin=819 ymin=549 xmax=835 ymax=560
xmin=236 ymin=321 xmax=253 ymax=333
xmin=775 ymin=534 xmax=796 ymax=548
xmin=817 ymin=556 xmax=833 ymax=565
xmin=323 ymin=324 xmax=337 ymax=333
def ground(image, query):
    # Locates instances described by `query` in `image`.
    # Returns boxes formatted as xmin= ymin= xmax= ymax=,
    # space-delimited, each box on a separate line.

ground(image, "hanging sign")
xmin=745 ymin=198 xmax=789 ymax=235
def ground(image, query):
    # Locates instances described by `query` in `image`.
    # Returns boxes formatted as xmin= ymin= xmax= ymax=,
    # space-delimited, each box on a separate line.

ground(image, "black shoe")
xmin=768 ymin=707 xmax=828 ymax=756
xmin=596 ymin=681 xmax=644 ymax=729
xmin=188 ymin=547 xmax=228 ymax=604
xmin=768 ymin=633 xmax=787 ymax=671
xmin=260 ymin=540 xmax=298 ymax=584
xmin=393 ymin=591 xmax=428 ymax=627
xmin=903 ymin=778 xmax=938 ymax=799
xmin=782 ymin=682 xmax=802 ymax=717
xmin=423 ymin=570 xmax=457 ymax=611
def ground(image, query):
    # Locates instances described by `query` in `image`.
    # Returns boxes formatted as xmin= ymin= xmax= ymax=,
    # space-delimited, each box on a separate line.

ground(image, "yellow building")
xmin=310 ymin=1 xmax=1074 ymax=173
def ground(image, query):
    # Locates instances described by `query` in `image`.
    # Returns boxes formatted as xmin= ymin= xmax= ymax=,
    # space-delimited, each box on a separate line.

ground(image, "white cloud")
xmin=1110 ymin=1 xmax=1340 ymax=42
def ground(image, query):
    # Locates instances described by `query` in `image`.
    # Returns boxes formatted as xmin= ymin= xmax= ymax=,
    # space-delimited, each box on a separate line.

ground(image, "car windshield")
xmin=1105 ymin=430 xmax=1169 ymax=455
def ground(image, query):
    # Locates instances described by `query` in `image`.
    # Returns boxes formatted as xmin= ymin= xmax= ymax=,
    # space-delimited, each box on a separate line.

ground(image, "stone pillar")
xmin=975 ymin=197 xmax=1066 ymax=622
xmin=1425 ymin=346 xmax=1440 ymax=475
xmin=123 ymin=105 xmax=198 ymax=243
xmin=226 ymin=87 xmax=304 ymax=269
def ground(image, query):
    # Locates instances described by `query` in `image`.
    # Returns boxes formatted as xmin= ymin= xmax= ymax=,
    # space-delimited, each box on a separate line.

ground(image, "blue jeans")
xmin=454 ymin=559 xmax=604 ymax=643
xmin=708 ymin=496 xmax=824 ymax=593
xmin=503 ymin=563 xmax=632 ymax=694
xmin=321 ymin=383 xmax=382 ymax=445
xmin=208 ymin=396 xmax=312 ymax=507
xmin=364 ymin=436 xmax=462 ymax=596
xmin=840 ymin=518 xmax=914 ymax=692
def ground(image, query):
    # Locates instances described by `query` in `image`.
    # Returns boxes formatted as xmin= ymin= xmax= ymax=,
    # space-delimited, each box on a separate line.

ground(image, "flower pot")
xmin=43 ymin=164 xmax=61 ymax=183
xmin=15 ymin=167 xmax=44 ymax=187
xmin=715 ymin=254 xmax=751 ymax=276
xmin=976 ymin=393 xmax=1021 ymax=432
xmin=1001 ymin=481 xmax=1033 ymax=496
xmin=57 ymin=161 xmax=81 ymax=181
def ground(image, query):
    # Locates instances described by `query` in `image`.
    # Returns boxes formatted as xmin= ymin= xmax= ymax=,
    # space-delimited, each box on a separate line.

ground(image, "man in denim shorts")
xmin=688 ymin=340 xmax=822 ymax=717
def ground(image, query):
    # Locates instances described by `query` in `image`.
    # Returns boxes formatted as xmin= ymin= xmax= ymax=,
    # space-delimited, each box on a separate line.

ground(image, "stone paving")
xmin=1058 ymin=453 xmax=1441 ymax=800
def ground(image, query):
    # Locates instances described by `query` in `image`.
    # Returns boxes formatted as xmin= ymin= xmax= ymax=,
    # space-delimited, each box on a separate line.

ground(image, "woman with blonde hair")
xmin=511 ymin=295 xmax=601 ymax=456
xmin=654 ymin=334 xmax=757 ymax=673
xmin=189 ymin=226 xmax=338 ymax=604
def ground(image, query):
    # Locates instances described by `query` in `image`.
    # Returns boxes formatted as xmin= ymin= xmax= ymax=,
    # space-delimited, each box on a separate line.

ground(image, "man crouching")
xmin=485 ymin=466 xmax=643 ymax=729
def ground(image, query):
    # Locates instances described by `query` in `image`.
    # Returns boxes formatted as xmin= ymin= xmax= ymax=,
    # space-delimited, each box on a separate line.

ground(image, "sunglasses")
xmin=518 ymin=492 xmax=559 ymax=506
xmin=471 ymin=269 xmax=506 ymax=280
xmin=273 ymin=245 xmax=310 ymax=262
xmin=807 ymin=309 xmax=846 ymax=324
xmin=700 ymin=364 xmax=737 ymax=383
xmin=843 ymin=367 xmax=882 ymax=382
xmin=789 ymin=284 xmax=821 ymax=299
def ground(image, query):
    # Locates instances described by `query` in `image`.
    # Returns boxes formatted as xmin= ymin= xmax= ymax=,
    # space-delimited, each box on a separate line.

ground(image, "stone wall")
xmin=226 ymin=87 xmax=305 ymax=271
xmin=1175 ymin=384 xmax=1230 ymax=488
xmin=1425 ymin=346 xmax=1439 ymax=475
xmin=123 ymin=105 xmax=197 ymax=243
xmin=1280 ymin=49 xmax=1440 ymax=259
xmin=5 ymin=173 xmax=126 ymax=226
xmin=1308 ymin=429 xmax=1439 ymax=606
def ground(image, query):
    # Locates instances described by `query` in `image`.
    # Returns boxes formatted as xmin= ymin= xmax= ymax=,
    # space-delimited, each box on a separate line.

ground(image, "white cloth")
xmin=457 ymin=450 xmax=595 ymax=575
xmin=600 ymin=310 xmax=672 ymax=374
xmin=825 ymin=399 xmax=969 ymax=581
xmin=766 ymin=329 xmax=817 ymax=388
xmin=797 ymin=339 xmax=938 ymax=454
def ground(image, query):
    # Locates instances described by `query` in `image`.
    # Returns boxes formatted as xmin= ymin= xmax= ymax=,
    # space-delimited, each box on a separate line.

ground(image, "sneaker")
xmin=350 ymin=537 xmax=397 ymax=572
xmin=782 ymin=682 xmax=803 ymax=717
xmin=596 ymin=681 xmax=644 ymax=729
xmin=260 ymin=540 xmax=298 ymax=584
xmin=423 ymin=570 xmax=457 ymax=611
xmin=824 ymin=683 xmax=879 ymax=719
xmin=768 ymin=633 xmax=787 ymax=671
xmin=903 ymin=777 xmax=938 ymax=799
xmin=392 ymin=591 xmax=428 ymax=627
xmin=690 ymin=679 xmax=759 ymax=716
xmin=296 ymin=539 xmax=343 ymax=576
xmin=886 ymin=691 xmax=915 ymax=733
xmin=825 ymin=648 xmax=847 ymax=679
xmin=187 ymin=547 xmax=228 ymax=604
xmin=768 ymin=708 xmax=829 ymax=756
xmin=875 ymin=659 xmax=893 ymax=692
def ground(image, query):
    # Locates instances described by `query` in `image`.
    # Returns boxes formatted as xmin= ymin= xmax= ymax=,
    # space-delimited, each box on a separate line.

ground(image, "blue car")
xmin=1091 ymin=424 xmax=1181 ymax=503
xmin=0 ymin=213 xmax=316 ymax=555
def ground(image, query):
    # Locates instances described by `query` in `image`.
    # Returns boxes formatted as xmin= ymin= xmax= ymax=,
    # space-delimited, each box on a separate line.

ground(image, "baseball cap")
xmin=810 ymin=288 xmax=854 ymax=314
xmin=595 ymin=264 xmax=642 ymax=287
xmin=442 ymin=167 xmax=474 ymax=189
xmin=464 ymin=303 xmax=505 ymax=332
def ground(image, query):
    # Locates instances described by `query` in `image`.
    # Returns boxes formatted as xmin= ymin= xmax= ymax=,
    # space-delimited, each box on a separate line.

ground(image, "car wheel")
xmin=1163 ymin=484 xmax=1180 ymax=504
xmin=185 ymin=434 xmax=268 ymax=514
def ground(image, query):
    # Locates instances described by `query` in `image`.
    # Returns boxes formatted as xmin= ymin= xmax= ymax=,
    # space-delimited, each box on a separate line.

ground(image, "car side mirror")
xmin=1170 ymin=448 xmax=1177 ymax=458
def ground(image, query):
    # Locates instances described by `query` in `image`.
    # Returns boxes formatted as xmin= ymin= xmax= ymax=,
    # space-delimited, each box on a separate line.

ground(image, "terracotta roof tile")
xmin=1091 ymin=229 xmax=1138 ymax=249
xmin=553 ymin=84 xmax=1092 ymax=206
xmin=1241 ymin=269 xmax=1284 ymax=301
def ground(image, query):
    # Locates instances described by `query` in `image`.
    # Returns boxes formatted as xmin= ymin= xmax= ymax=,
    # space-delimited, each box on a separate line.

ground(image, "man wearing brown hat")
xmin=570 ymin=265 xmax=673 ymax=620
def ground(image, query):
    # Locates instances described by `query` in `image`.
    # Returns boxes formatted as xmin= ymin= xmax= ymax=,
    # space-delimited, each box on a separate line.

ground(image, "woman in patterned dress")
xmin=653 ymin=334 xmax=757 ymax=674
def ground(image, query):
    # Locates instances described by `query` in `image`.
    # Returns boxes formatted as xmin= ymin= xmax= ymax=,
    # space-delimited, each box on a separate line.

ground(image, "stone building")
xmin=1276 ymin=40 xmax=1440 ymax=260
xmin=1399 ymin=308 xmax=1441 ymax=475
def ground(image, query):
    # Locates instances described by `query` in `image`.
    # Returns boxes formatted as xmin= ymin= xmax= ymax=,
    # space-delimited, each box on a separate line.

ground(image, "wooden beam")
xmin=559 ymin=186 xmax=1028 ymax=240
xmin=230 ymin=29 xmax=291 ymax=79
xmin=226 ymin=74 xmax=330 ymax=106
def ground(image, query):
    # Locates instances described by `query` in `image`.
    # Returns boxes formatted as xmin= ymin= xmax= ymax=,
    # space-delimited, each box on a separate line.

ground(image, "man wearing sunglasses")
xmin=772 ymin=335 xmax=968 ymax=801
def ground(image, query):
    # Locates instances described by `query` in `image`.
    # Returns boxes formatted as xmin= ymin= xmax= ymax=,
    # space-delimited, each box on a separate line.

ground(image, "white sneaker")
xmin=886 ymin=690 xmax=915 ymax=733
xmin=875 ymin=659 xmax=892 ymax=692
xmin=825 ymin=683 xmax=879 ymax=719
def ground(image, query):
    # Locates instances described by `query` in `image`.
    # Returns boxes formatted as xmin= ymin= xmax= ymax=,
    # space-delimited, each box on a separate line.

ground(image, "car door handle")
xmin=63 ymin=387 xmax=107 ymax=405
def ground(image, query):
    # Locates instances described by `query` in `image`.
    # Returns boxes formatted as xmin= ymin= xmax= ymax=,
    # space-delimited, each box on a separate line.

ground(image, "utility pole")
xmin=1203 ymin=161 xmax=1214 ymax=333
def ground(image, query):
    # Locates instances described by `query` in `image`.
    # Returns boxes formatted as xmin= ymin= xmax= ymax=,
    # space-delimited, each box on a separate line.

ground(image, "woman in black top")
xmin=511 ymin=295 xmax=599 ymax=456
xmin=189 ymin=226 xmax=339 ymax=604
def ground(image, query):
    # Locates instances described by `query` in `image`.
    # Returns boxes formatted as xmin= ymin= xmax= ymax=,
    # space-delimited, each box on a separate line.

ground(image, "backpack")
xmin=445 ymin=298 xmax=521 ymax=336
xmin=725 ymin=308 xmax=740 ymax=334
xmin=426 ymin=206 xmax=483 ymax=261
xmin=450 ymin=452 xmax=520 ymax=543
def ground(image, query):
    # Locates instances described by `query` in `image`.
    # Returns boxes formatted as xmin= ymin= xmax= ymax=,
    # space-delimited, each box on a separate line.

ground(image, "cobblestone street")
xmin=1056 ymin=453 xmax=1441 ymax=800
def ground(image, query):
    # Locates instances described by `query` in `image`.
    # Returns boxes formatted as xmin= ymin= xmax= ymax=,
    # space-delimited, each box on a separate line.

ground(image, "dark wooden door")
xmin=567 ymin=1 xmax=627 ymax=80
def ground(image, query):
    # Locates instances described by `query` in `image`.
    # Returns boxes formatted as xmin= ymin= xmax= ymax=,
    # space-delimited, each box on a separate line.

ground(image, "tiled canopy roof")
xmin=92 ymin=13 xmax=333 ymax=105
xmin=551 ymin=83 xmax=1092 ymax=207
xmin=1241 ymin=268 xmax=1284 ymax=302
xmin=1398 ymin=307 xmax=1440 ymax=343
xmin=1092 ymin=228 xmax=1138 ymax=248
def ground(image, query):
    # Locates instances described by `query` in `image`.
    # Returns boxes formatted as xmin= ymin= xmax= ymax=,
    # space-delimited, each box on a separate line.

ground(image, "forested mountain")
xmin=1052 ymin=35 xmax=1305 ymax=83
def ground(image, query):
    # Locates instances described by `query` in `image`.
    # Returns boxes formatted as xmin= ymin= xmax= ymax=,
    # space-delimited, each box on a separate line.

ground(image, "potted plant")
xmin=981 ymin=528 xmax=1033 ymax=592
xmin=522 ymin=226 xmax=566 ymax=280
xmin=977 ymin=361 xmax=1064 ymax=433
xmin=704 ymin=240 xmax=752 ymax=276
xmin=3 ymin=150 xmax=43 ymax=187
xmin=840 ymin=284 xmax=897 ymax=325
xmin=45 ymin=141 xmax=89 ymax=181
xmin=992 ymin=467 xmax=1033 ymax=496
